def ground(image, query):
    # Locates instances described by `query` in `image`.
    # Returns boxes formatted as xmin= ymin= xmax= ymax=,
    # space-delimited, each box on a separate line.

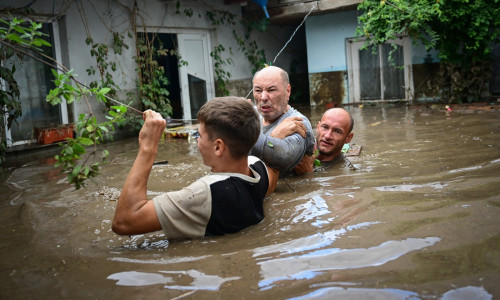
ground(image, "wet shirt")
xmin=314 ymin=154 xmax=355 ymax=172
xmin=152 ymin=156 xmax=269 ymax=239
xmin=250 ymin=106 xmax=315 ymax=177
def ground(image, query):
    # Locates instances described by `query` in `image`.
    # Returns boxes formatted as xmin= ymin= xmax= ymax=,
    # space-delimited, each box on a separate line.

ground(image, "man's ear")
xmin=213 ymin=139 xmax=225 ymax=157
xmin=345 ymin=132 xmax=354 ymax=144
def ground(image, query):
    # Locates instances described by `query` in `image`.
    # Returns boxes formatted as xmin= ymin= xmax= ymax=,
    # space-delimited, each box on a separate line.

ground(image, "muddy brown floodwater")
xmin=1 ymin=104 xmax=499 ymax=299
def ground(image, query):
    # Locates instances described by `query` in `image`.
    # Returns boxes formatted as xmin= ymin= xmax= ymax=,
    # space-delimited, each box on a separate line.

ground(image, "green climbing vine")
xmin=175 ymin=2 xmax=269 ymax=95
xmin=210 ymin=44 xmax=233 ymax=96
xmin=135 ymin=33 xmax=174 ymax=119
xmin=85 ymin=38 xmax=116 ymax=101
xmin=232 ymin=30 xmax=267 ymax=74
xmin=205 ymin=7 xmax=268 ymax=75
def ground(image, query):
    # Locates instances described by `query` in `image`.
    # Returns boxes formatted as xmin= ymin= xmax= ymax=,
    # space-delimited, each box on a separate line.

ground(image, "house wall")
xmin=305 ymin=9 xmax=441 ymax=106
xmin=411 ymin=41 xmax=442 ymax=101
xmin=305 ymin=10 xmax=358 ymax=107
xmin=1 ymin=0 xmax=300 ymax=128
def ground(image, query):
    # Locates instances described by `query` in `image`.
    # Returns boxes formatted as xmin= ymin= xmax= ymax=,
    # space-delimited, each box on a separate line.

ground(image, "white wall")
xmin=1 ymin=0 xmax=298 ymax=122
xmin=305 ymin=10 xmax=358 ymax=73
xmin=411 ymin=40 xmax=440 ymax=64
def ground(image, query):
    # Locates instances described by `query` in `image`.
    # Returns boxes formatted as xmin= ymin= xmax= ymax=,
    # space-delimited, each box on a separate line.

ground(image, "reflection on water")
xmin=108 ymin=270 xmax=240 ymax=291
xmin=290 ymin=286 xmax=492 ymax=300
xmin=252 ymin=222 xmax=381 ymax=257
xmin=258 ymin=236 xmax=440 ymax=289
xmin=1 ymin=105 xmax=500 ymax=299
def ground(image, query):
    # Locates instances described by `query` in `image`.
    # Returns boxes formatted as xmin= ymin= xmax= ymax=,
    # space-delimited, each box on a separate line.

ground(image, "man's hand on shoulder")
xmin=270 ymin=116 xmax=307 ymax=139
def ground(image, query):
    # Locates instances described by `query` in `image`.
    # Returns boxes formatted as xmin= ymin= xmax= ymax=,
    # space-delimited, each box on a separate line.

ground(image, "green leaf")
xmin=314 ymin=159 xmax=322 ymax=167
xmin=79 ymin=137 xmax=94 ymax=146
xmin=72 ymin=143 xmax=85 ymax=155
xmin=72 ymin=164 xmax=82 ymax=177
xmin=34 ymin=38 xmax=51 ymax=47
xmin=111 ymin=105 xmax=127 ymax=113
xmin=99 ymin=87 xmax=111 ymax=95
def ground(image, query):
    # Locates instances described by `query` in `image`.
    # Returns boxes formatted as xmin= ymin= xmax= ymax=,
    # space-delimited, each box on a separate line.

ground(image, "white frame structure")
xmin=346 ymin=37 xmax=414 ymax=103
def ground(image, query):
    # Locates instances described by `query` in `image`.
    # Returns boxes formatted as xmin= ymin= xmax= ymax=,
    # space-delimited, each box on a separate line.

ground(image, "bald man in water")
xmin=314 ymin=108 xmax=354 ymax=169
xmin=293 ymin=107 xmax=354 ymax=172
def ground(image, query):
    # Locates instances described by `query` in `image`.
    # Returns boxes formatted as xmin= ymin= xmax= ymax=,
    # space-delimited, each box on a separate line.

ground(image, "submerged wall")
xmin=411 ymin=41 xmax=441 ymax=101
xmin=305 ymin=10 xmax=358 ymax=107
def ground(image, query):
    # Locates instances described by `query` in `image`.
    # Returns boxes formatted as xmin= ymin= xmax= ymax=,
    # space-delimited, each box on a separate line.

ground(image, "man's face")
xmin=315 ymin=109 xmax=353 ymax=160
xmin=253 ymin=68 xmax=291 ymax=125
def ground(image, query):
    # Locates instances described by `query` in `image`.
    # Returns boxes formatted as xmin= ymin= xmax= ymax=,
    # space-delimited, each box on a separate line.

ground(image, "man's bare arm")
xmin=266 ymin=166 xmax=280 ymax=196
xmin=112 ymin=110 xmax=164 ymax=235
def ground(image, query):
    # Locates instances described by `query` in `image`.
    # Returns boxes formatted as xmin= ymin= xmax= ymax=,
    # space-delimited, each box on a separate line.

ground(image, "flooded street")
xmin=1 ymin=104 xmax=499 ymax=299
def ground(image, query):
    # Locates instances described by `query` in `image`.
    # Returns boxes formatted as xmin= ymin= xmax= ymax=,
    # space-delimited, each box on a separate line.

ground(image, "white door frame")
xmin=177 ymin=32 xmax=215 ymax=120
xmin=346 ymin=37 xmax=413 ymax=103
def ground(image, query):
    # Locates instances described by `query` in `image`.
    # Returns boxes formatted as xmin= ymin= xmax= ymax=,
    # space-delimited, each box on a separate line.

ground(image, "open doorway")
xmin=139 ymin=31 xmax=214 ymax=120
xmin=139 ymin=33 xmax=182 ymax=119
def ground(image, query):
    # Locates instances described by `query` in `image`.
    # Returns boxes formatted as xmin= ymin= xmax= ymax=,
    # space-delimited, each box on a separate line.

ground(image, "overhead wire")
xmin=245 ymin=3 xmax=317 ymax=100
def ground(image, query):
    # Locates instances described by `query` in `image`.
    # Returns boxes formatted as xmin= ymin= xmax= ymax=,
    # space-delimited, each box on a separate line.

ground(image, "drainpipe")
xmin=252 ymin=0 xmax=270 ymax=18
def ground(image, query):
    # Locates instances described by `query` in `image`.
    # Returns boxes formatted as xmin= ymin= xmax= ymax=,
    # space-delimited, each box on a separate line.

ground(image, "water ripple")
xmin=375 ymin=182 xmax=447 ymax=192
xmin=288 ymin=285 xmax=492 ymax=300
xmin=108 ymin=269 xmax=240 ymax=291
xmin=447 ymin=158 xmax=500 ymax=174
xmin=258 ymin=237 xmax=440 ymax=289
xmin=252 ymin=222 xmax=380 ymax=257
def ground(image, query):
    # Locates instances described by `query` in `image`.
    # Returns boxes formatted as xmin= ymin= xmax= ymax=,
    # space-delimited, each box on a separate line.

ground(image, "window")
xmin=3 ymin=21 xmax=67 ymax=146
